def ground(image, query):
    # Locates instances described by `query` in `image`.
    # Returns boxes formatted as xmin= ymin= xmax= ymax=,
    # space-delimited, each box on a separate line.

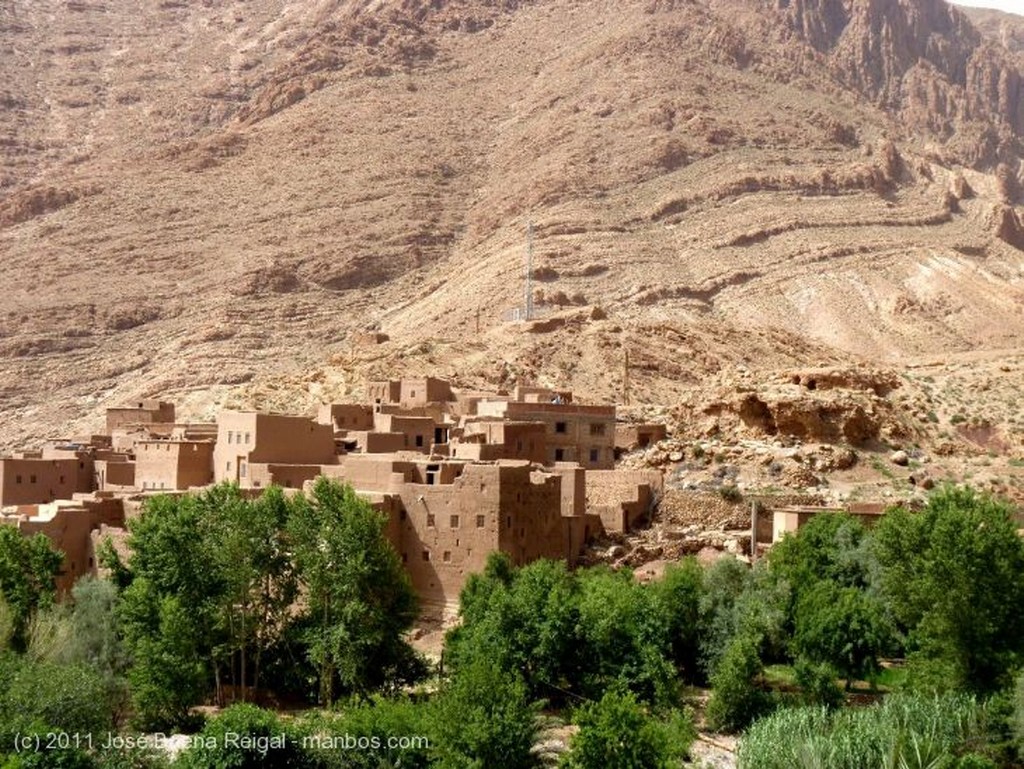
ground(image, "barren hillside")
xmin=3 ymin=0 xmax=1024 ymax=475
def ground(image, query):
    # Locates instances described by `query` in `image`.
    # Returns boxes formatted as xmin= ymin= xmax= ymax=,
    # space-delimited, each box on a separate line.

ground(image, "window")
xmin=244 ymin=433 xmax=250 ymax=444
xmin=476 ymin=514 xmax=485 ymax=528
xmin=227 ymin=432 xmax=233 ymax=444
xmin=402 ymin=553 xmax=408 ymax=563
xmin=422 ymin=550 xmax=430 ymax=561
xmin=443 ymin=551 xmax=451 ymax=563
xmin=590 ymin=449 xmax=599 ymax=463
xmin=400 ymin=509 xmax=407 ymax=521
xmin=415 ymin=435 xmax=424 ymax=448
xmin=29 ymin=475 xmax=36 ymax=484
xmin=506 ymin=516 xmax=511 ymax=528
xmin=590 ymin=422 xmax=606 ymax=436
xmin=555 ymin=421 xmax=567 ymax=434
xmin=427 ymin=513 xmax=436 ymax=527
xmin=14 ymin=475 xmax=21 ymax=484
xmin=59 ymin=475 xmax=65 ymax=484
xmin=554 ymin=448 xmax=565 ymax=461
xmin=79 ymin=462 xmax=84 ymax=469
xmin=240 ymin=462 xmax=247 ymax=478
xmin=226 ymin=461 xmax=232 ymax=472
xmin=450 ymin=515 xmax=460 ymax=528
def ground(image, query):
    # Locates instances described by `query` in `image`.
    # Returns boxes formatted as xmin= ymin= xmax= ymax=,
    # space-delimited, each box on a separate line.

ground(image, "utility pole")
xmin=524 ymin=220 xmax=534 ymax=321
xmin=623 ymin=348 xmax=631 ymax=406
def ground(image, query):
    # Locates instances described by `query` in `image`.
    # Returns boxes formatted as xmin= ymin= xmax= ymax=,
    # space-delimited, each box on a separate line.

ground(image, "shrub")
xmin=176 ymin=704 xmax=317 ymax=769
xmin=430 ymin=657 xmax=540 ymax=769
xmin=705 ymin=635 xmax=773 ymax=734
xmin=560 ymin=689 xmax=693 ymax=769
xmin=303 ymin=697 xmax=431 ymax=769
xmin=793 ymin=658 xmax=844 ymax=710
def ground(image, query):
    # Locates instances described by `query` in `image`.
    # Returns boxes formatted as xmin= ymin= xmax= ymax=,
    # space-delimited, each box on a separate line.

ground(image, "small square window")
xmin=590 ymin=423 xmax=606 ymax=436
xmin=15 ymin=475 xmax=21 ymax=484
xmin=590 ymin=448 xmax=599 ymax=463
xmin=554 ymin=448 xmax=565 ymax=461
xmin=415 ymin=435 xmax=424 ymax=447
xmin=427 ymin=513 xmax=436 ymax=527
xmin=476 ymin=514 xmax=485 ymax=528
xmin=450 ymin=515 xmax=460 ymax=528
xmin=555 ymin=421 xmax=567 ymax=434
xmin=422 ymin=550 xmax=430 ymax=561
xmin=29 ymin=475 xmax=36 ymax=484
xmin=443 ymin=551 xmax=451 ymax=563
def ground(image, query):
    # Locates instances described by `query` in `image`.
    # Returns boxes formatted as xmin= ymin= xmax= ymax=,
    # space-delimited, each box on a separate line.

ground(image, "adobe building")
xmin=2 ymin=493 xmax=125 ymax=593
xmin=105 ymin=400 xmax=176 ymax=433
xmin=585 ymin=469 xmax=663 ymax=534
xmin=450 ymin=420 xmax=547 ymax=463
xmin=214 ymin=411 xmax=337 ymax=487
xmin=615 ymin=423 xmax=668 ymax=453
xmin=770 ymin=502 xmax=889 ymax=543
xmin=0 ymin=454 xmax=94 ymax=506
xmin=475 ymin=400 xmax=616 ymax=469
xmin=334 ymin=454 xmax=593 ymax=608
xmin=318 ymin=404 xmax=375 ymax=433
xmin=135 ymin=439 xmax=214 ymax=491
xmin=368 ymin=377 xmax=454 ymax=410
xmin=94 ymin=454 xmax=136 ymax=491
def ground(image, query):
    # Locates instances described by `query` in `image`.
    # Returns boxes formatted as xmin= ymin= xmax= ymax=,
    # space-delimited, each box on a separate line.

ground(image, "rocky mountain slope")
xmin=3 ymin=0 xmax=1024 ymax=492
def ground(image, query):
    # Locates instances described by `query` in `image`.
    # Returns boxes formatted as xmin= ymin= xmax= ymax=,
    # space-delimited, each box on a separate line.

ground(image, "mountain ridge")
xmin=1 ymin=0 xmax=1024 ymax=458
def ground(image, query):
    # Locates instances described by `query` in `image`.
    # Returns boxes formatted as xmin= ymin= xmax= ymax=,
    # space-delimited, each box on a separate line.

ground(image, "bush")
xmin=793 ymin=658 xmax=844 ymax=710
xmin=705 ymin=635 xmax=772 ymax=734
xmin=430 ymin=657 xmax=540 ymax=769
xmin=0 ymin=656 xmax=115 ymax=749
xmin=176 ymin=704 xmax=317 ymax=769
xmin=560 ymin=689 xmax=693 ymax=769
xmin=303 ymin=697 xmax=431 ymax=769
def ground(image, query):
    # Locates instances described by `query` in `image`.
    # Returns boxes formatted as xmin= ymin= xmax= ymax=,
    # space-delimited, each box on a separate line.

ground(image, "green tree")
xmin=768 ymin=513 xmax=873 ymax=594
xmin=793 ymin=580 xmax=891 ymax=687
xmin=288 ymin=478 xmax=420 ymax=705
xmin=705 ymin=634 xmax=773 ymax=733
xmin=650 ymin=558 xmax=703 ymax=682
xmin=561 ymin=688 xmax=693 ymax=769
xmin=202 ymin=485 xmax=298 ymax=700
xmin=0 ymin=528 xmax=63 ymax=649
xmin=874 ymin=487 xmax=1024 ymax=693
xmin=430 ymin=657 xmax=540 ymax=769
xmin=575 ymin=568 xmax=676 ymax=705
xmin=119 ymin=583 xmax=207 ymax=730
xmin=445 ymin=556 xmax=582 ymax=703
xmin=698 ymin=557 xmax=750 ymax=678
xmin=117 ymin=491 xmax=225 ymax=728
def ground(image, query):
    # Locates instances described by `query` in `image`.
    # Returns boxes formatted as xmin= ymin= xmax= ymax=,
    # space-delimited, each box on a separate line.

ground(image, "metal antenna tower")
xmin=524 ymin=221 xmax=534 ymax=321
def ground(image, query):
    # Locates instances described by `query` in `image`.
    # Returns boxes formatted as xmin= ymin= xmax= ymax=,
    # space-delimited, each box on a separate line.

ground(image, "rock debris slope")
xmin=2 ymin=0 xmax=1024 ymax=450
